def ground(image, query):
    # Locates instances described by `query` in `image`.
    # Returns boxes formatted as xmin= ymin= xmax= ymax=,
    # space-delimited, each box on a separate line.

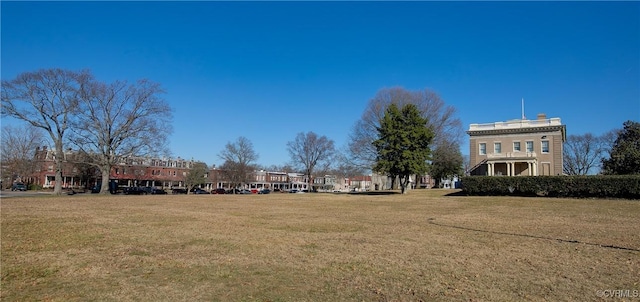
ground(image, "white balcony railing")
xmin=486 ymin=152 xmax=537 ymax=159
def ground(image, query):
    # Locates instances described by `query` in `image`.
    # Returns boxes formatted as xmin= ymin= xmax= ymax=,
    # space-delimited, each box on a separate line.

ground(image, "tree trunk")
xmin=400 ymin=175 xmax=410 ymax=194
xmin=53 ymin=141 xmax=64 ymax=195
xmin=100 ymin=166 xmax=111 ymax=194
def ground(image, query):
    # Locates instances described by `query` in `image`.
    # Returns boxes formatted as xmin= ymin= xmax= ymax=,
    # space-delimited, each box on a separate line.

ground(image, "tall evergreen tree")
xmin=373 ymin=104 xmax=433 ymax=194
xmin=601 ymin=120 xmax=640 ymax=175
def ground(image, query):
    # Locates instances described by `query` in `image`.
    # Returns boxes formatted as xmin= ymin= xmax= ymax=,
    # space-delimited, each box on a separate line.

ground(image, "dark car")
xmin=212 ymin=188 xmax=226 ymax=194
xmin=258 ymin=189 xmax=271 ymax=194
xmin=124 ymin=187 xmax=147 ymax=195
xmin=151 ymin=188 xmax=168 ymax=194
xmin=11 ymin=183 xmax=27 ymax=191
xmin=91 ymin=185 xmax=101 ymax=193
xmin=172 ymin=188 xmax=187 ymax=194
xmin=192 ymin=188 xmax=210 ymax=194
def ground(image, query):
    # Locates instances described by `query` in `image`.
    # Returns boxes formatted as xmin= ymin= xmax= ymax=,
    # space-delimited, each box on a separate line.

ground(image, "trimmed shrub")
xmin=460 ymin=175 xmax=640 ymax=199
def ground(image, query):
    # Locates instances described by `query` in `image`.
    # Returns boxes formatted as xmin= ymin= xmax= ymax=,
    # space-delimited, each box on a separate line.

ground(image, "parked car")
xmin=172 ymin=188 xmax=187 ymax=194
xmin=91 ymin=185 xmax=101 ymax=193
xmin=192 ymin=188 xmax=210 ymax=194
xmin=151 ymin=188 xmax=168 ymax=194
xmin=124 ymin=187 xmax=147 ymax=195
xmin=289 ymin=189 xmax=299 ymax=194
xmin=239 ymin=189 xmax=252 ymax=194
xmin=258 ymin=189 xmax=271 ymax=194
xmin=212 ymin=188 xmax=226 ymax=194
xmin=11 ymin=183 xmax=27 ymax=191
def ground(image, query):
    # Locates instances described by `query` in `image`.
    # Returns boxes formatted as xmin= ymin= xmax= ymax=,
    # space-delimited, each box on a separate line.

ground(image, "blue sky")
xmin=2 ymin=1 xmax=639 ymax=168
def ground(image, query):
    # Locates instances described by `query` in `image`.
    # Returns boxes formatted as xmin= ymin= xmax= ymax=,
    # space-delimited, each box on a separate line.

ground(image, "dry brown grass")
xmin=1 ymin=190 xmax=639 ymax=301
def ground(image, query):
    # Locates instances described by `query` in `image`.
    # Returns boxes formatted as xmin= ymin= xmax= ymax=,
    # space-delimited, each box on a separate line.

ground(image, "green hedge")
xmin=460 ymin=175 xmax=640 ymax=199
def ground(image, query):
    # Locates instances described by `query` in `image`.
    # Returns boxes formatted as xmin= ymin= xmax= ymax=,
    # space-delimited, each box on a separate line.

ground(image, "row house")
xmin=349 ymin=175 xmax=372 ymax=191
xmin=32 ymin=146 xmax=96 ymax=189
xmin=110 ymin=156 xmax=197 ymax=189
xmin=31 ymin=147 xmax=419 ymax=192
xmin=30 ymin=147 xmax=318 ymax=192
xmin=312 ymin=175 xmax=347 ymax=192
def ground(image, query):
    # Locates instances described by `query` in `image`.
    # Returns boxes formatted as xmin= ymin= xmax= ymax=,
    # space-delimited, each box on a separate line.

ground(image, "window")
xmin=541 ymin=140 xmax=549 ymax=153
xmin=494 ymin=142 xmax=502 ymax=154
xmin=513 ymin=142 xmax=521 ymax=152
xmin=526 ymin=141 xmax=534 ymax=152
xmin=479 ymin=143 xmax=486 ymax=155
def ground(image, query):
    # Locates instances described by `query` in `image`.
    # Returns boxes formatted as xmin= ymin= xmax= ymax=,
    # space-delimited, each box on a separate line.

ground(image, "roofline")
xmin=467 ymin=125 xmax=567 ymax=142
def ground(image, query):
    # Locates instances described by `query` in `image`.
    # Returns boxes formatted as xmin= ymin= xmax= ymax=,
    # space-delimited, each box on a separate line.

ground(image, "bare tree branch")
xmin=287 ymin=132 xmax=336 ymax=191
xmin=348 ymin=87 xmax=463 ymax=169
xmin=0 ymin=124 xmax=46 ymax=188
xmin=563 ymin=133 xmax=608 ymax=175
xmin=70 ymin=78 xmax=172 ymax=193
xmin=218 ymin=137 xmax=259 ymax=191
xmin=1 ymin=68 xmax=88 ymax=194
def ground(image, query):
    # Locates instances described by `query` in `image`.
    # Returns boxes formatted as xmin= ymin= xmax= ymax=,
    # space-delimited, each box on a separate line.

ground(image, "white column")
xmin=507 ymin=162 xmax=511 ymax=176
xmin=533 ymin=162 xmax=538 ymax=176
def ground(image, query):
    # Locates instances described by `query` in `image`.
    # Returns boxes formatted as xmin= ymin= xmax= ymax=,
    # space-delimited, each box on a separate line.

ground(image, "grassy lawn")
xmin=1 ymin=190 xmax=639 ymax=301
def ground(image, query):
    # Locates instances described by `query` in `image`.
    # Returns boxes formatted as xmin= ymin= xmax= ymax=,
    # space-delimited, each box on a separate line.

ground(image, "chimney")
xmin=537 ymin=113 xmax=547 ymax=120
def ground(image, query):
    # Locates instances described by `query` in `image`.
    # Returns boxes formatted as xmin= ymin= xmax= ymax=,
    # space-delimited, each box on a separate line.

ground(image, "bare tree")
xmin=462 ymin=154 xmax=471 ymax=176
xmin=1 ymin=69 xmax=88 ymax=194
xmin=332 ymin=150 xmax=366 ymax=180
xmin=563 ymin=133 xmax=609 ymax=175
xmin=287 ymin=131 xmax=336 ymax=191
xmin=218 ymin=137 xmax=259 ymax=192
xmin=262 ymin=164 xmax=296 ymax=173
xmin=69 ymin=78 xmax=172 ymax=194
xmin=348 ymin=87 xmax=463 ymax=169
xmin=0 ymin=124 xmax=45 ymax=188
xmin=600 ymin=129 xmax=619 ymax=155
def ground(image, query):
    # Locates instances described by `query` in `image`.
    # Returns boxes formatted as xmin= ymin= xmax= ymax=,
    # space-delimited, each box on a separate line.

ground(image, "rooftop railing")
xmin=469 ymin=118 xmax=562 ymax=131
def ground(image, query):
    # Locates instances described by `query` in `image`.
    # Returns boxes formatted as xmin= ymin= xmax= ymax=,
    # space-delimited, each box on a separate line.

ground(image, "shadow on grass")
xmin=347 ymin=191 xmax=400 ymax=196
xmin=445 ymin=190 xmax=467 ymax=197
xmin=427 ymin=218 xmax=640 ymax=252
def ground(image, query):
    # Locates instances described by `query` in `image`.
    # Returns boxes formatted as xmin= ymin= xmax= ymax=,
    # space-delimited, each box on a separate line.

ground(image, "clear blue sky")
xmin=2 ymin=1 xmax=639 ymax=168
